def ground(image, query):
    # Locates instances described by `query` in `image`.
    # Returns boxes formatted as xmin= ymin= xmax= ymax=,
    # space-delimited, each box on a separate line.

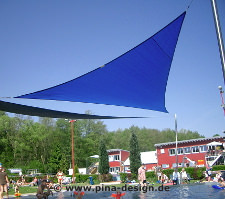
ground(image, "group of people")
xmin=172 ymin=168 xmax=189 ymax=185
xmin=138 ymin=164 xmax=190 ymax=186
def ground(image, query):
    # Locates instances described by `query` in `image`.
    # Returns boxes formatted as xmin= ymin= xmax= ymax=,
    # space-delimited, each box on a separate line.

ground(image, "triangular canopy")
xmin=0 ymin=100 xmax=143 ymax=119
xmin=16 ymin=12 xmax=186 ymax=113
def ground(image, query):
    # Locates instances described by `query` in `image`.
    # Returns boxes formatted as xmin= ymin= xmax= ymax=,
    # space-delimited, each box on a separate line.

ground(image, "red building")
xmin=107 ymin=149 xmax=130 ymax=173
xmin=155 ymin=136 xmax=225 ymax=169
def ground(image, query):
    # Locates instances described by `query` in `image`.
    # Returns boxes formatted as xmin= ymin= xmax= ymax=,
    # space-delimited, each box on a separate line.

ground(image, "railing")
xmin=87 ymin=162 xmax=98 ymax=174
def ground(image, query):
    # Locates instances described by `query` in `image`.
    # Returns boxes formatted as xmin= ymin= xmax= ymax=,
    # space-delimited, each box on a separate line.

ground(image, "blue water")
xmin=20 ymin=183 xmax=225 ymax=199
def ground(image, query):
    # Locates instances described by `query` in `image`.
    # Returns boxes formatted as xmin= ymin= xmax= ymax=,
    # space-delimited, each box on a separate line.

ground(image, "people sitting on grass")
xmin=30 ymin=177 xmax=38 ymax=186
xmin=161 ymin=173 xmax=169 ymax=184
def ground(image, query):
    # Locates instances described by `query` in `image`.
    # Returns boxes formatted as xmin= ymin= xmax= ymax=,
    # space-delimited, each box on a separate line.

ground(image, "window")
xmin=177 ymin=148 xmax=183 ymax=155
xmin=160 ymin=149 xmax=165 ymax=154
xmin=184 ymin=147 xmax=191 ymax=154
xmin=199 ymin=145 xmax=208 ymax=152
xmin=162 ymin=164 xmax=169 ymax=169
xmin=114 ymin=155 xmax=120 ymax=161
xmin=125 ymin=167 xmax=130 ymax=171
xmin=192 ymin=146 xmax=199 ymax=153
xmin=172 ymin=163 xmax=177 ymax=168
xmin=178 ymin=163 xmax=183 ymax=167
xmin=169 ymin=149 xmax=176 ymax=156
xmin=109 ymin=167 xmax=114 ymax=172
xmin=208 ymin=145 xmax=216 ymax=150
xmin=109 ymin=167 xmax=120 ymax=173
xmin=108 ymin=155 xmax=114 ymax=161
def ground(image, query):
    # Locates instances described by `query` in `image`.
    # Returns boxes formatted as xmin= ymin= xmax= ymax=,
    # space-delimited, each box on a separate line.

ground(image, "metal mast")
xmin=211 ymin=0 xmax=225 ymax=85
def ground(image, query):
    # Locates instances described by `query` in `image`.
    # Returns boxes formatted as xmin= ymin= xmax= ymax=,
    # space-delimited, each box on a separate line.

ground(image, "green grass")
xmin=8 ymin=186 xmax=37 ymax=195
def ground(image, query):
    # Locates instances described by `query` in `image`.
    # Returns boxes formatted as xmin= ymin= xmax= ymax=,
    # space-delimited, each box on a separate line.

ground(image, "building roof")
xmin=154 ymin=136 xmax=225 ymax=147
xmin=107 ymin=149 xmax=129 ymax=153
xmin=124 ymin=151 xmax=157 ymax=166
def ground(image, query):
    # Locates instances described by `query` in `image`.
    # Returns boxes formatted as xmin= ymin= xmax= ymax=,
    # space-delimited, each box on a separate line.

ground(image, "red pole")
xmin=70 ymin=120 xmax=76 ymax=183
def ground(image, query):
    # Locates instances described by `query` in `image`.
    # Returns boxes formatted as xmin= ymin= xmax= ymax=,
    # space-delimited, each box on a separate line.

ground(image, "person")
xmin=214 ymin=171 xmax=222 ymax=182
xmin=155 ymin=166 xmax=162 ymax=182
xmin=218 ymin=178 xmax=225 ymax=188
xmin=172 ymin=169 xmax=179 ymax=185
xmin=180 ymin=168 xmax=188 ymax=184
xmin=36 ymin=180 xmax=53 ymax=199
xmin=74 ymin=191 xmax=85 ymax=199
xmin=30 ymin=177 xmax=38 ymax=186
xmin=111 ymin=188 xmax=126 ymax=199
xmin=206 ymin=167 xmax=212 ymax=182
xmin=56 ymin=170 xmax=64 ymax=186
xmin=138 ymin=164 xmax=146 ymax=187
xmin=161 ymin=173 xmax=168 ymax=184
xmin=0 ymin=167 xmax=9 ymax=199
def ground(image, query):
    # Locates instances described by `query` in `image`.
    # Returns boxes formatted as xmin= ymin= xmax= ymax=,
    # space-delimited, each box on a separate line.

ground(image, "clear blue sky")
xmin=0 ymin=0 xmax=224 ymax=138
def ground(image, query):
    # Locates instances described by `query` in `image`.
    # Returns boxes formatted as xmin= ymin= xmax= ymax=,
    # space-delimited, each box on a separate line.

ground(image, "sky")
xmin=0 ymin=0 xmax=225 ymax=138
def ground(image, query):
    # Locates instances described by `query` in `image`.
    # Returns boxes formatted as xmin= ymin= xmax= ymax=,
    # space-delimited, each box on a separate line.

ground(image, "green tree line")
xmin=0 ymin=111 xmax=204 ymax=174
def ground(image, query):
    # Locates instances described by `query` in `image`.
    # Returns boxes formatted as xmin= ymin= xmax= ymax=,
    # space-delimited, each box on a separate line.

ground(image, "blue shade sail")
xmin=0 ymin=100 xmax=144 ymax=119
xmin=16 ymin=12 xmax=186 ymax=113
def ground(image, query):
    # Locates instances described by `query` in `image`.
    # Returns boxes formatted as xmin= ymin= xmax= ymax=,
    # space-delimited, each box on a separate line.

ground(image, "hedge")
xmin=119 ymin=165 xmax=225 ymax=182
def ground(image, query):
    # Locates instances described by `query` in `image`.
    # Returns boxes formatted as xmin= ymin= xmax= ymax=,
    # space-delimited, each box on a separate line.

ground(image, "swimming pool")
xmin=21 ymin=183 xmax=225 ymax=199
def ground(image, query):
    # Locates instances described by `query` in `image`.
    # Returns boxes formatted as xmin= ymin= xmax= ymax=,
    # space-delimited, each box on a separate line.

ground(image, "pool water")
xmin=21 ymin=183 xmax=225 ymax=199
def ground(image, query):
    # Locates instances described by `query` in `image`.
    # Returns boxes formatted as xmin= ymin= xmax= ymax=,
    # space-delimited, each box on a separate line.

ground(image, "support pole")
xmin=70 ymin=120 xmax=76 ymax=183
xmin=211 ymin=0 xmax=225 ymax=85
xmin=175 ymin=114 xmax=178 ymax=171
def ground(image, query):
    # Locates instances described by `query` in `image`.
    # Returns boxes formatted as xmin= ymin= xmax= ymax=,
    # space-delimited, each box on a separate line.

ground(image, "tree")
xmin=129 ymin=132 xmax=141 ymax=176
xmin=98 ymin=140 xmax=109 ymax=175
xmin=213 ymin=134 xmax=220 ymax=137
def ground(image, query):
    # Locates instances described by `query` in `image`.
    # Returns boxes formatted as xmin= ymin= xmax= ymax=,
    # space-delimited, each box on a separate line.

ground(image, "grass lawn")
xmin=8 ymin=186 xmax=37 ymax=195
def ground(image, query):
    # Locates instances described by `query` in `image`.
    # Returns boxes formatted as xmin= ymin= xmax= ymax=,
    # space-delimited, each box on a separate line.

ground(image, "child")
xmin=111 ymin=188 xmax=126 ymax=199
xmin=74 ymin=191 xmax=85 ymax=199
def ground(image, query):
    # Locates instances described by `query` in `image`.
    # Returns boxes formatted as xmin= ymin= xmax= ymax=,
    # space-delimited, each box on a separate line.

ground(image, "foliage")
xmin=212 ymin=165 xmax=225 ymax=171
xmin=0 ymin=112 xmax=205 ymax=175
xmin=98 ymin=140 xmax=109 ymax=175
xmin=129 ymin=132 xmax=141 ymax=176
xmin=98 ymin=174 xmax=113 ymax=182
xmin=161 ymin=169 xmax=174 ymax=179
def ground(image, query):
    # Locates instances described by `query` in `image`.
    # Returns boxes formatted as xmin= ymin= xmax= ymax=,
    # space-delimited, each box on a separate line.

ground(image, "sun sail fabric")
xmin=16 ymin=12 xmax=186 ymax=113
xmin=0 ymin=100 xmax=144 ymax=119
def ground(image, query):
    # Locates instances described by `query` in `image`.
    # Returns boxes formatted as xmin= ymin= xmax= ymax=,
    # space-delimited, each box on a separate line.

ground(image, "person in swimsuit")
xmin=111 ymin=188 xmax=126 ymax=199
xmin=138 ymin=164 xmax=147 ymax=187
xmin=56 ymin=170 xmax=64 ymax=186
xmin=0 ymin=167 xmax=9 ymax=199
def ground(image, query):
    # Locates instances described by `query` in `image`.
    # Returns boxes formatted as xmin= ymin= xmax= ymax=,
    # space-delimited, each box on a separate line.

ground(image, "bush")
xmin=162 ymin=169 xmax=174 ymax=179
xmin=119 ymin=173 xmax=127 ymax=183
xmin=146 ymin=171 xmax=157 ymax=182
xmin=99 ymin=174 xmax=113 ymax=182
xmin=212 ymin=165 xmax=225 ymax=171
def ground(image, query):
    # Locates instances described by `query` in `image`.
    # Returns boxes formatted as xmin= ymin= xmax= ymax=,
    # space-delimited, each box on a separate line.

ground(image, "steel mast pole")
xmin=211 ymin=0 xmax=225 ymax=85
xmin=175 ymin=114 xmax=178 ymax=172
